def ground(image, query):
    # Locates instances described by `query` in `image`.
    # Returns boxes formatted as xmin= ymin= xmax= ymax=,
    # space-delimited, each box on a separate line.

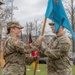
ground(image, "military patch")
xmin=17 ymin=41 xmax=24 ymax=48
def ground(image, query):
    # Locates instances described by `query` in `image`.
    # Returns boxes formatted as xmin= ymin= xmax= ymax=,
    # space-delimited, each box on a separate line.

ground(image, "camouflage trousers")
xmin=48 ymin=68 xmax=72 ymax=75
xmin=2 ymin=63 xmax=26 ymax=75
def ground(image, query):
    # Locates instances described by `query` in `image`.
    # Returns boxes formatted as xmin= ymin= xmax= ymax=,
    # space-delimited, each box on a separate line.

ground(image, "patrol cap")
xmin=7 ymin=21 xmax=24 ymax=29
xmin=0 ymin=0 xmax=4 ymax=5
xmin=49 ymin=21 xmax=55 ymax=26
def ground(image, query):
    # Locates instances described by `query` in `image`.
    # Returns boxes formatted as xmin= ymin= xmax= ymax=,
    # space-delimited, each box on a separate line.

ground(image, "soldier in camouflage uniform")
xmin=2 ymin=21 xmax=42 ymax=75
xmin=37 ymin=21 xmax=72 ymax=75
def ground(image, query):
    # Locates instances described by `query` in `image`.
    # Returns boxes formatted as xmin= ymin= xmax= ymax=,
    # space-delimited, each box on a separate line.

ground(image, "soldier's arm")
xmin=12 ymin=37 xmax=39 ymax=54
xmin=41 ymin=40 xmax=71 ymax=59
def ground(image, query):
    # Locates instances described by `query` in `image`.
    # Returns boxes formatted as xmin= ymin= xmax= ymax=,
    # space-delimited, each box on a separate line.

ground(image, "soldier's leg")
xmin=2 ymin=63 xmax=25 ymax=75
xmin=48 ymin=68 xmax=72 ymax=75
xmin=24 ymin=67 xmax=26 ymax=75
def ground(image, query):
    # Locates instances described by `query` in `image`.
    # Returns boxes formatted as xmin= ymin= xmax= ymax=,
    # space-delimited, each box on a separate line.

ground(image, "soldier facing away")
xmin=2 ymin=21 xmax=43 ymax=75
xmin=33 ymin=21 xmax=72 ymax=75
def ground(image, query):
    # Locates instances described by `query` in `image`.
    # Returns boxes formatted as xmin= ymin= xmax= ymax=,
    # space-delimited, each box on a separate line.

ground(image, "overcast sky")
xmin=11 ymin=0 xmax=54 ymax=35
xmin=13 ymin=0 xmax=48 ymax=24
xmin=2 ymin=0 xmax=73 ymax=37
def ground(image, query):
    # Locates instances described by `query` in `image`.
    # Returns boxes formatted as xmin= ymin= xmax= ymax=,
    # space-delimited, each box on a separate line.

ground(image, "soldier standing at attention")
xmin=2 ymin=21 xmax=43 ymax=75
xmin=32 ymin=21 xmax=72 ymax=75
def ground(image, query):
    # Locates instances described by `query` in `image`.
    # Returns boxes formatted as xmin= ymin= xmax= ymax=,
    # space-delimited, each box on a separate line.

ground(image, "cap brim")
xmin=49 ymin=23 xmax=54 ymax=25
xmin=0 ymin=2 xmax=4 ymax=5
xmin=17 ymin=26 xmax=24 ymax=29
xmin=20 ymin=27 xmax=24 ymax=29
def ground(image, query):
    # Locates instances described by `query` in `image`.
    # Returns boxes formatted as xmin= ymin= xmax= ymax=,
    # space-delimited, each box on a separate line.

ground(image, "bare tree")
xmin=23 ymin=20 xmax=43 ymax=42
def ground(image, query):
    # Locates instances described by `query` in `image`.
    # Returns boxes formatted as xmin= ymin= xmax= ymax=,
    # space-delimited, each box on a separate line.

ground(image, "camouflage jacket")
xmin=3 ymin=34 xmax=38 ymax=66
xmin=42 ymin=33 xmax=72 ymax=73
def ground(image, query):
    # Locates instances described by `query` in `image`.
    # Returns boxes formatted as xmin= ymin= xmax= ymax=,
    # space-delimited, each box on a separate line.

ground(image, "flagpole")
xmin=36 ymin=63 xmax=40 ymax=72
xmin=42 ymin=17 xmax=47 ymax=35
xmin=33 ymin=17 xmax=47 ymax=75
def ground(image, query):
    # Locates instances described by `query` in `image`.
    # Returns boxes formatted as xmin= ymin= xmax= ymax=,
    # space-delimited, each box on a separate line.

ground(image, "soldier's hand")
xmin=41 ymin=42 xmax=46 ymax=52
xmin=30 ymin=43 xmax=36 ymax=48
xmin=36 ymin=50 xmax=42 ymax=57
xmin=36 ymin=35 xmax=45 ymax=45
xmin=41 ymin=42 xmax=46 ymax=49
xmin=33 ymin=55 xmax=40 ymax=61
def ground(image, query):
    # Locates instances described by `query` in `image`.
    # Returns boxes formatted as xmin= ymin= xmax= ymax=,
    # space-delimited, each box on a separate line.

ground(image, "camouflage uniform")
xmin=42 ymin=32 xmax=72 ymax=75
xmin=2 ymin=22 xmax=38 ymax=75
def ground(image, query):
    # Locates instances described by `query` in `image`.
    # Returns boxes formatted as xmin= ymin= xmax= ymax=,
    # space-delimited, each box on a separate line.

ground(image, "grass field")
xmin=0 ymin=64 xmax=75 ymax=75
xmin=26 ymin=64 xmax=47 ymax=75
xmin=72 ymin=65 xmax=75 ymax=75
xmin=0 ymin=68 xmax=2 ymax=75
xmin=26 ymin=64 xmax=75 ymax=75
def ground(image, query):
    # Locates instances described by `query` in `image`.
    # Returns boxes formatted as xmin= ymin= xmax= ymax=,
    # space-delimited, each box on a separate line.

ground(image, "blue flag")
xmin=45 ymin=0 xmax=75 ymax=41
